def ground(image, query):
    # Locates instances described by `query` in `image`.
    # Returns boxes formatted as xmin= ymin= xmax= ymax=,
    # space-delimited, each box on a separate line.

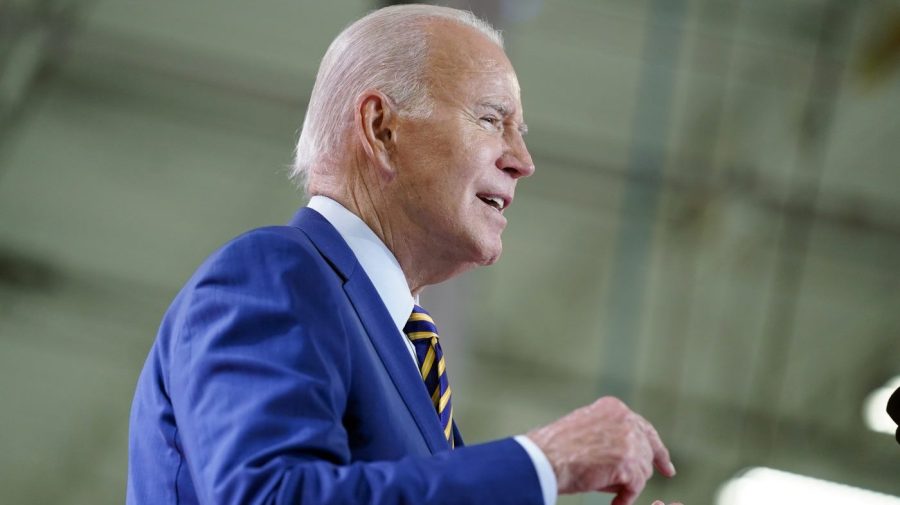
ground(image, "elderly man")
xmin=127 ymin=5 xmax=680 ymax=505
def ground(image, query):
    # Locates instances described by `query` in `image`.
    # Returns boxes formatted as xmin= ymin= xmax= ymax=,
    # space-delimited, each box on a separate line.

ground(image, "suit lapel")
xmin=452 ymin=422 xmax=465 ymax=448
xmin=289 ymin=208 xmax=450 ymax=454
xmin=343 ymin=274 xmax=450 ymax=453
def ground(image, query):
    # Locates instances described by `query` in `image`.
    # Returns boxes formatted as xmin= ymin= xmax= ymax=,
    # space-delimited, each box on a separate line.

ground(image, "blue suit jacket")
xmin=127 ymin=207 xmax=543 ymax=504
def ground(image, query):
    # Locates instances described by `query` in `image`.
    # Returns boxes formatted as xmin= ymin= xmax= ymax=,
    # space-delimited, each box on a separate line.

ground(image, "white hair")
xmin=291 ymin=4 xmax=503 ymax=191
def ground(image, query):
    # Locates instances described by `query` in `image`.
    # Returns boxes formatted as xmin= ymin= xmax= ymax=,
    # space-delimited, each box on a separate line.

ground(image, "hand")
xmin=651 ymin=501 xmax=683 ymax=505
xmin=525 ymin=396 xmax=676 ymax=505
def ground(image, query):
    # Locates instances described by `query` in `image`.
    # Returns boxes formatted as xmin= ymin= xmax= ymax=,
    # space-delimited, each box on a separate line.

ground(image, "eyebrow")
xmin=478 ymin=101 xmax=528 ymax=136
xmin=480 ymin=101 xmax=509 ymax=114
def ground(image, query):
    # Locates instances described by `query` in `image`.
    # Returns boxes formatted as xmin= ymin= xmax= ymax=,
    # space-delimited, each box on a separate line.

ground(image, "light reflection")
xmin=864 ymin=376 xmax=900 ymax=435
xmin=716 ymin=467 xmax=900 ymax=505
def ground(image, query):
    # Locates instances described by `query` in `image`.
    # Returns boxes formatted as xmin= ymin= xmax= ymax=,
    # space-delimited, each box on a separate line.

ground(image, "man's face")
xmin=391 ymin=22 xmax=534 ymax=271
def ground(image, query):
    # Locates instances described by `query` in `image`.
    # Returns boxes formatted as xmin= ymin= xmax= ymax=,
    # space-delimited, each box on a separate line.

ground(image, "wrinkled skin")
xmin=526 ymin=397 xmax=680 ymax=505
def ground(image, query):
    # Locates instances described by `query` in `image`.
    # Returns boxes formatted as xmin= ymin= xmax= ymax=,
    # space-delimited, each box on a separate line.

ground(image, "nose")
xmin=496 ymin=131 xmax=535 ymax=179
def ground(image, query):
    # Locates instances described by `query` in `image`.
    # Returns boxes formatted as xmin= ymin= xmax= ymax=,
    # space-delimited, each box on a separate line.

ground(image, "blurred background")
xmin=1 ymin=0 xmax=899 ymax=503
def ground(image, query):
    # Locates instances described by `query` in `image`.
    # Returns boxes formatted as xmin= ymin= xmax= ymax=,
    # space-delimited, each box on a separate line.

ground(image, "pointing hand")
xmin=526 ymin=396 xmax=676 ymax=505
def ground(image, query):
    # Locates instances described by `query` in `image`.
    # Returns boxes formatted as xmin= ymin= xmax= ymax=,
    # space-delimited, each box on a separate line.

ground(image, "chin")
xmin=481 ymin=252 xmax=501 ymax=266
xmin=459 ymin=227 xmax=504 ymax=267
xmin=475 ymin=240 xmax=503 ymax=266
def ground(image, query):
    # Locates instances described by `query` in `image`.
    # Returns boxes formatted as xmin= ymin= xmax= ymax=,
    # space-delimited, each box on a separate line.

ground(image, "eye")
xmin=480 ymin=116 xmax=502 ymax=129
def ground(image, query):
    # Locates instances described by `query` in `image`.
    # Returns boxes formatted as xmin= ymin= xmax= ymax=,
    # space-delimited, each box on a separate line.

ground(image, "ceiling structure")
xmin=1 ymin=0 xmax=899 ymax=503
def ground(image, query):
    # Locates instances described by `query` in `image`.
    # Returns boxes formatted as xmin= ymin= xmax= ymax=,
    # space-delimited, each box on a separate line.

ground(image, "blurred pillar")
xmin=743 ymin=0 xmax=860 ymax=459
xmin=599 ymin=0 xmax=687 ymax=401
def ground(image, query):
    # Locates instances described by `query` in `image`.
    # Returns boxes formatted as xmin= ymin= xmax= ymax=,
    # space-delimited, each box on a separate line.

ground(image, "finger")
xmin=610 ymin=480 xmax=644 ymax=505
xmin=599 ymin=484 xmax=624 ymax=496
xmin=635 ymin=452 xmax=653 ymax=483
xmin=610 ymin=489 xmax=637 ymax=505
xmin=651 ymin=502 xmax=664 ymax=505
xmin=636 ymin=415 xmax=675 ymax=477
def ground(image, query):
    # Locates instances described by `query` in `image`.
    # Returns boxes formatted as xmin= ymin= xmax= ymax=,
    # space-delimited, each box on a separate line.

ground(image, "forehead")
xmin=423 ymin=21 xmax=521 ymax=107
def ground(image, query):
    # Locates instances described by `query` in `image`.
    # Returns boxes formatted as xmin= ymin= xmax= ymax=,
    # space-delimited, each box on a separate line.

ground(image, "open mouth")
xmin=477 ymin=194 xmax=506 ymax=212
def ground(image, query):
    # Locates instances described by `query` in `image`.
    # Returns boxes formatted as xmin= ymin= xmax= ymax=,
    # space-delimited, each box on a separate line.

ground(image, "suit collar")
xmin=289 ymin=206 xmax=451 ymax=453
xmin=304 ymin=196 xmax=415 ymax=336
xmin=288 ymin=207 xmax=358 ymax=280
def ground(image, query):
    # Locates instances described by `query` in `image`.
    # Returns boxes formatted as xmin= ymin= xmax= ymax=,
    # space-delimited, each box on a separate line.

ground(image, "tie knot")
xmin=404 ymin=305 xmax=439 ymax=341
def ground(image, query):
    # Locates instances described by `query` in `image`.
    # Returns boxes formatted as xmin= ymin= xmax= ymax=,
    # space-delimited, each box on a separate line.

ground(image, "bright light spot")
xmin=864 ymin=376 xmax=900 ymax=435
xmin=716 ymin=467 xmax=900 ymax=505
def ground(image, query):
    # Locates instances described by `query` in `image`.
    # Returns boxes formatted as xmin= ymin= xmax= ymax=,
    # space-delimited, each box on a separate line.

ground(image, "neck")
xmin=309 ymin=163 xmax=468 ymax=296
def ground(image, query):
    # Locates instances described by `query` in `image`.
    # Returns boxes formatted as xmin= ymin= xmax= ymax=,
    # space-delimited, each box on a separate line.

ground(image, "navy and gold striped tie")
xmin=403 ymin=305 xmax=454 ymax=448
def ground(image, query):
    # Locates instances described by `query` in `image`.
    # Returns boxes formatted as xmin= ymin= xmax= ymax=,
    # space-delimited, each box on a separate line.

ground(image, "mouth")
xmin=477 ymin=193 xmax=510 ymax=213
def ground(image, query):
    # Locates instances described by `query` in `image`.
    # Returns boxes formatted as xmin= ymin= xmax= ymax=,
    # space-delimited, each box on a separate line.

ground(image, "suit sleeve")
xmin=166 ymin=230 xmax=544 ymax=505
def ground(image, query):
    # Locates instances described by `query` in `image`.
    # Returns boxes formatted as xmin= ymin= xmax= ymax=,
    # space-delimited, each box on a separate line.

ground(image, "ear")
xmin=355 ymin=89 xmax=398 ymax=180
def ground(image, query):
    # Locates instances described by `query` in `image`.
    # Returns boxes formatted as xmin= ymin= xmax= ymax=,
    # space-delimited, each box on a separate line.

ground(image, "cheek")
xmin=427 ymin=148 xmax=486 ymax=197
xmin=460 ymin=128 xmax=501 ymax=167
xmin=399 ymin=125 xmax=502 ymax=204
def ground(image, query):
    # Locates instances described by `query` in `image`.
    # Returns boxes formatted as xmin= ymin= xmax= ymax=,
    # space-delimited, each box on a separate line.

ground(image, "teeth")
xmin=483 ymin=196 xmax=505 ymax=210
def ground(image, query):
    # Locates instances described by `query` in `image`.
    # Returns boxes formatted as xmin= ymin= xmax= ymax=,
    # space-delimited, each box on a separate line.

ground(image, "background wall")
xmin=1 ymin=0 xmax=898 ymax=503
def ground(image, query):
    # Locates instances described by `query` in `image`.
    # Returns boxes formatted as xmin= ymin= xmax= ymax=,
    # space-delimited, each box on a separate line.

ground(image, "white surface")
xmin=716 ymin=467 xmax=900 ymax=505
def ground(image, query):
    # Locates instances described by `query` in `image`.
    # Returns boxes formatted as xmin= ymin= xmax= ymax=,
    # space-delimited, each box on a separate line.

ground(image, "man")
xmin=127 ymin=5 xmax=681 ymax=505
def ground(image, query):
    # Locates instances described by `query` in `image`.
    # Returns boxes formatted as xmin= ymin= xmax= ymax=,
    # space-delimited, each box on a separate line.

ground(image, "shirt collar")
xmin=307 ymin=195 xmax=415 ymax=334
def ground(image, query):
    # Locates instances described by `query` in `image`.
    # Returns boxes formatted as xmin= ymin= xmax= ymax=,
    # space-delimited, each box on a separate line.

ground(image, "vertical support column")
xmin=599 ymin=0 xmax=687 ymax=401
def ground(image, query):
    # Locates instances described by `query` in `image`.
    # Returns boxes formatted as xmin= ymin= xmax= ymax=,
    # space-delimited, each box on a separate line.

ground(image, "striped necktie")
xmin=403 ymin=305 xmax=455 ymax=448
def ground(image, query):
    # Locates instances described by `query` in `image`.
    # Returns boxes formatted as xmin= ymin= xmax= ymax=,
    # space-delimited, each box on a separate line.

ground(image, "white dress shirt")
xmin=307 ymin=195 xmax=557 ymax=505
